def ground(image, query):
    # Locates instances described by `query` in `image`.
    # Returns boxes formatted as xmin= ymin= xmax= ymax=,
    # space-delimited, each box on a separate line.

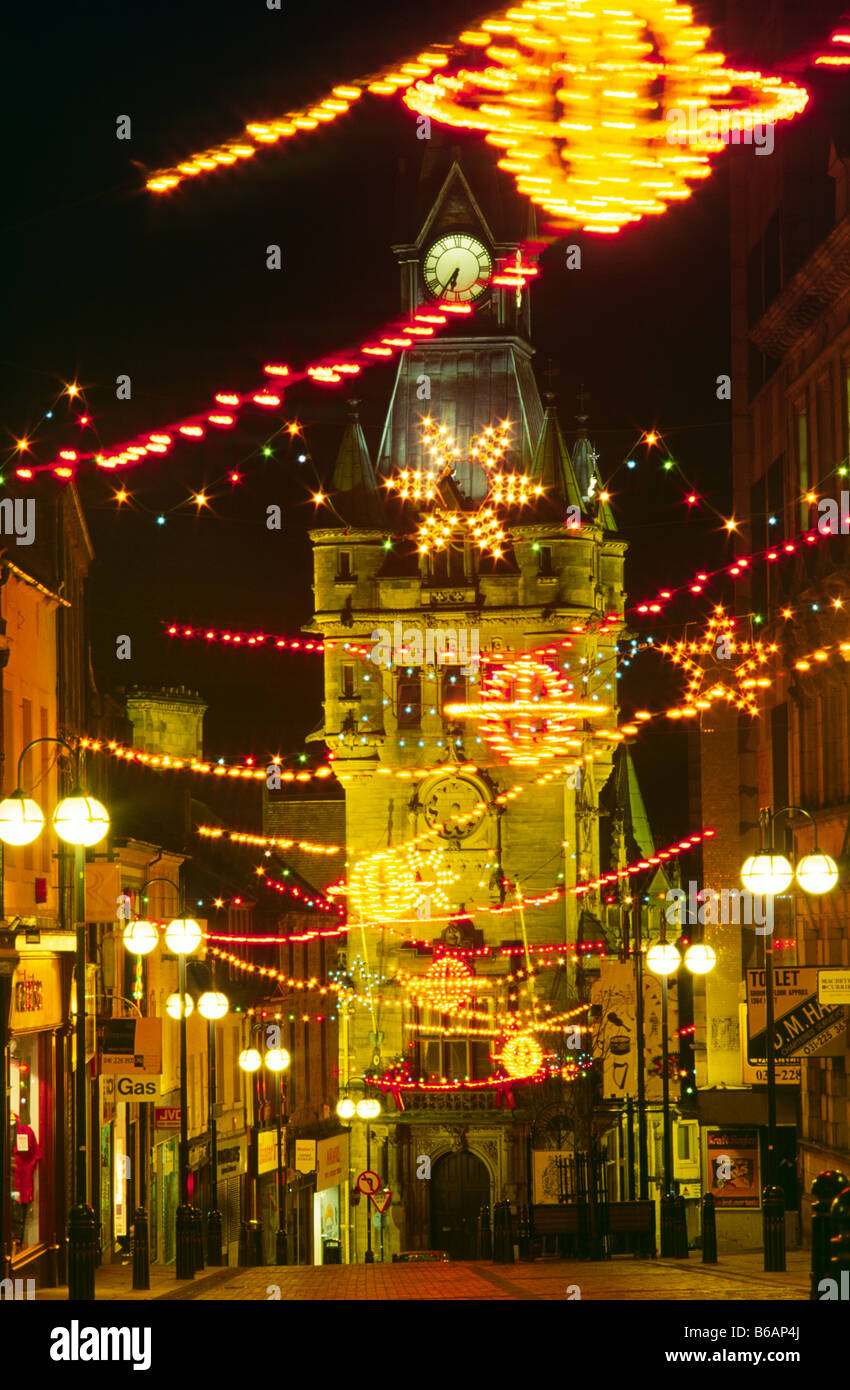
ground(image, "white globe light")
xmin=165 ymin=917 xmax=202 ymax=955
xmin=123 ymin=919 xmax=158 ymax=956
xmin=646 ymin=942 xmax=681 ymax=976
xmin=336 ymin=1097 xmax=356 ymax=1120
xmin=795 ymin=852 xmax=839 ymax=895
xmin=53 ymin=794 xmax=109 ymax=847
xmin=356 ymin=1097 xmax=382 ymax=1120
xmin=166 ymin=992 xmax=193 ymax=1019
xmin=239 ymin=1048 xmax=262 ymax=1072
xmin=0 ymin=794 xmax=44 ymax=846
xmin=265 ymin=1047 xmax=290 ymax=1072
xmin=198 ymin=990 xmax=229 ymax=1020
xmin=684 ymin=942 xmax=716 ymax=975
xmin=741 ymin=853 xmax=793 ymax=895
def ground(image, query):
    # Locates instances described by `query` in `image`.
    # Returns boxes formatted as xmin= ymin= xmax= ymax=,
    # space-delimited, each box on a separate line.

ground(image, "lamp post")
xmin=121 ymin=916 xmax=158 ymax=1289
xmin=0 ymin=736 xmax=109 ymax=1301
xmin=238 ymin=1038 xmax=290 ymax=1265
xmin=741 ymin=809 xmax=838 ymax=1273
xmin=647 ymin=938 xmax=716 ymax=1258
xmin=198 ymin=990 xmax=229 ymax=1265
xmin=336 ymin=1093 xmax=382 ymax=1263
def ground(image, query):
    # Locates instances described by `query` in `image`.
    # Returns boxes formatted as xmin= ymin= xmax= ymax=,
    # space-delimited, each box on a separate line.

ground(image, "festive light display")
xmin=498 ymin=1031 xmax=545 ymax=1079
xmin=418 ymin=956 xmax=475 ymax=1009
xmin=345 ymin=842 xmax=460 ymax=922
xmin=166 ymin=625 xmax=338 ymax=653
xmin=404 ymin=0 xmax=807 ymax=234
xmin=445 ymin=656 xmax=611 ymax=765
xmin=79 ymin=737 xmax=334 ymax=783
xmin=658 ymin=605 xmax=776 ymax=716
xmin=197 ymin=825 xmax=343 ymax=855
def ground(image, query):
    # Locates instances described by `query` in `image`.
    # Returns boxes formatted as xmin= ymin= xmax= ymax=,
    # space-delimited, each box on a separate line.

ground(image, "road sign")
xmin=819 ymin=969 xmax=850 ymax=1006
xmin=746 ymin=968 xmax=845 ymax=1062
xmin=369 ymin=1188 xmax=392 ymax=1214
xmin=357 ymin=1170 xmax=381 ymax=1195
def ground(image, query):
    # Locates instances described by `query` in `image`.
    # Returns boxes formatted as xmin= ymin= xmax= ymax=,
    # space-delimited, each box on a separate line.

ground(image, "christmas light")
xmin=659 ymin=605 xmax=776 ymax=717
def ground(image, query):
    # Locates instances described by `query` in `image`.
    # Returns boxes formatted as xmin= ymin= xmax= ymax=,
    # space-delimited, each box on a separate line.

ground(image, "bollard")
xmin=659 ymin=1194 xmax=676 ymax=1258
xmin=238 ymin=1221 xmax=251 ymax=1268
xmin=518 ymin=1204 xmax=533 ymax=1261
xmin=504 ymin=1202 xmax=515 ymax=1264
xmin=828 ymin=1187 xmax=850 ymax=1280
xmin=206 ymin=1208 xmax=224 ymax=1267
xmin=762 ymin=1185 xmax=786 ymax=1273
xmin=810 ymin=1171 xmax=848 ymax=1299
xmin=492 ymin=1202 xmax=504 ymax=1263
xmin=192 ymin=1208 xmax=205 ymax=1271
xmin=275 ymin=1224 xmax=289 ymax=1265
xmin=249 ymin=1219 xmax=264 ymax=1267
xmin=67 ymin=1204 xmax=97 ymax=1301
xmin=479 ymin=1203 xmax=492 ymax=1261
xmin=132 ymin=1207 xmax=151 ymax=1290
xmin=701 ymin=1192 xmax=717 ymax=1265
xmin=176 ymin=1204 xmax=196 ymax=1279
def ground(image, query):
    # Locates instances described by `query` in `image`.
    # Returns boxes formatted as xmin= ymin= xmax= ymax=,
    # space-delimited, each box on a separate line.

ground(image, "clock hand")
xmin=442 ymin=266 xmax=460 ymax=292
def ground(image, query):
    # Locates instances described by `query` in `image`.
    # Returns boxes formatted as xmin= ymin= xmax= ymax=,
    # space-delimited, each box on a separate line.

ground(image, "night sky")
xmin=3 ymin=0 xmax=843 ymax=844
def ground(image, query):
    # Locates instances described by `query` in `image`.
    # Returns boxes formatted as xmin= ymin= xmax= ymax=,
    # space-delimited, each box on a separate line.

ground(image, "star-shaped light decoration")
xmin=660 ymin=605 xmax=776 ymax=718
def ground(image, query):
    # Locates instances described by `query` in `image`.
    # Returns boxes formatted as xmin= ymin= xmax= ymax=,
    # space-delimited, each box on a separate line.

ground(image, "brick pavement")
xmin=31 ymin=1250 xmax=812 ymax=1301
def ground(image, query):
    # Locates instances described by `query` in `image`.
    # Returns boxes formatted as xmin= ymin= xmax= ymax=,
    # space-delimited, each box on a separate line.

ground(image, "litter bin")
xmin=323 ymin=1238 xmax=341 ymax=1265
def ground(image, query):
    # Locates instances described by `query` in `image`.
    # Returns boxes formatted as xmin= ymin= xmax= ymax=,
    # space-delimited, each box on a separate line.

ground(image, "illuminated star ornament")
xmin=385 ymin=419 xmax=544 ymax=561
xmin=404 ymin=0 xmax=808 ymax=234
xmin=660 ymin=606 xmax=777 ymax=718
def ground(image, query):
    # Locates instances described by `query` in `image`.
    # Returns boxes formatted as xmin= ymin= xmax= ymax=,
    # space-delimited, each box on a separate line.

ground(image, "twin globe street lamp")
xmin=239 ymin=1038 xmax=290 ymax=1263
xmin=0 ymin=736 xmax=109 ymax=1301
xmin=646 ymin=938 xmax=716 ymax=1258
xmin=336 ymin=1093 xmax=382 ymax=1263
xmin=740 ymin=808 xmax=839 ymax=1272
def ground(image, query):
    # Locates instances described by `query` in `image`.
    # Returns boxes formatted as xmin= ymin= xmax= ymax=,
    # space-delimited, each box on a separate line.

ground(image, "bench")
xmin=531 ymin=1201 xmax=655 ymax=1258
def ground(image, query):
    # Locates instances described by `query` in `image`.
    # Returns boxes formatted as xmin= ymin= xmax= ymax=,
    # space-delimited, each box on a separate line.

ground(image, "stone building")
xmin=126 ymin=686 xmax=207 ymax=760
xmin=307 ymin=145 xmax=627 ymax=1260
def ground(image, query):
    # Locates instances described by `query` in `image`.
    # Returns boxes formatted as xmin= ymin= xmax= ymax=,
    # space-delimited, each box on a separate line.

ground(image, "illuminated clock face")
xmin=423 ymin=234 xmax=492 ymax=304
xmin=422 ymin=774 xmax=486 ymax=841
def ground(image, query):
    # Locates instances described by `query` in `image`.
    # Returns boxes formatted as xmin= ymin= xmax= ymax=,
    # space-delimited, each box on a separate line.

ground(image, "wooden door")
xmin=430 ymin=1151 xmax=490 ymax=1260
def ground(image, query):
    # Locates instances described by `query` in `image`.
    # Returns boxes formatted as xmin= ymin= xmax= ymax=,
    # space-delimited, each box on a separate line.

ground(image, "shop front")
xmin=8 ymin=950 xmax=70 ymax=1285
xmin=314 ymin=1133 xmax=347 ymax=1266
xmin=256 ymin=1127 xmax=283 ymax=1264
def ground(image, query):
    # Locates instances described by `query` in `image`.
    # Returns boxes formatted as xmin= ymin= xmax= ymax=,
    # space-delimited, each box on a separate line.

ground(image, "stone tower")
xmin=126 ymin=685 xmax=207 ymax=760
xmin=308 ymin=147 xmax=627 ymax=1261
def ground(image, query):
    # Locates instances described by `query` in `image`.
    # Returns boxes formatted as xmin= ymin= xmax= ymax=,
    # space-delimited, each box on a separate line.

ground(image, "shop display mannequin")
xmin=11 ymin=1113 xmax=42 ymax=1251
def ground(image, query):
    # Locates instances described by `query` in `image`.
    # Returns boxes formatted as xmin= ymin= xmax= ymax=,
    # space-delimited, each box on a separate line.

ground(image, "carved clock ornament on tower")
xmin=422 ymin=233 xmax=493 ymax=304
xmin=421 ymin=773 xmax=486 ymax=840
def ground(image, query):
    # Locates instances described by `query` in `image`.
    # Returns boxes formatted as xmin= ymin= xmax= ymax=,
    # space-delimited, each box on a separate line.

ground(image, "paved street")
xmin=31 ymin=1250 xmax=810 ymax=1301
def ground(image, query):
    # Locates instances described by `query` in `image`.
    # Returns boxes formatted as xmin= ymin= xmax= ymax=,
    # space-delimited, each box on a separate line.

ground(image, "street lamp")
xmin=122 ymin=915 xmax=162 ymax=1290
xmin=239 ymin=1035 xmax=291 ymax=1265
xmin=740 ymin=806 xmax=839 ymax=1273
xmin=0 ymin=736 xmax=109 ymax=1301
xmin=198 ymin=990 xmax=229 ymax=1265
xmin=336 ymin=1092 xmax=383 ymax=1263
xmin=647 ymin=937 xmax=716 ymax=1258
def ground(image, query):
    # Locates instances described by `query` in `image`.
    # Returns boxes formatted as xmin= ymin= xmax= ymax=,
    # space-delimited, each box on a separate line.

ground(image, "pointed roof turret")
xmin=528 ymin=394 xmax=584 ymax=514
xmin=572 ymin=387 xmax=617 ymax=531
xmin=330 ymin=400 xmax=384 ymax=528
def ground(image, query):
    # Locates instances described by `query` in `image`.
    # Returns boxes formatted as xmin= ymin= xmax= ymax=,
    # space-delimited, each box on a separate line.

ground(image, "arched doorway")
xmin=430 ymin=1152 xmax=490 ymax=1261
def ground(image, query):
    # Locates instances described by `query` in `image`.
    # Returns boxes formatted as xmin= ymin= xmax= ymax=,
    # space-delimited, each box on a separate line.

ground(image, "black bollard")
xmin=504 ymin=1202 xmax=515 ymax=1264
xmin=176 ymin=1203 xmax=196 ymax=1279
xmin=810 ymin=1171 xmax=848 ymax=1299
xmin=238 ymin=1221 xmax=251 ymax=1268
xmin=659 ymin=1194 xmax=676 ymax=1257
xmin=206 ymin=1208 xmax=224 ymax=1267
xmin=492 ymin=1202 xmax=503 ymax=1262
xmin=67 ymin=1204 xmax=97 ymax=1301
xmin=518 ymin=1204 xmax=533 ymax=1261
xmin=275 ymin=1224 xmax=289 ymax=1265
xmin=193 ymin=1208 xmax=205 ymax=1271
xmin=479 ymin=1203 xmax=492 ymax=1260
xmin=828 ymin=1187 xmax=850 ymax=1282
xmin=762 ymin=1186 xmax=786 ymax=1273
xmin=701 ymin=1192 xmax=717 ymax=1265
xmin=132 ymin=1207 xmax=151 ymax=1290
xmin=249 ymin=1219 xmax=264 ymax=1267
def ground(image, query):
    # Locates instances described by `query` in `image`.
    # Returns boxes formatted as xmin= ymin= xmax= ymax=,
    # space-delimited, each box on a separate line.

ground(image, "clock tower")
xmin=306 ymin=144 xmax=627 ymax=1263
xmin=377 ymin=140 xmax=542 ymax=497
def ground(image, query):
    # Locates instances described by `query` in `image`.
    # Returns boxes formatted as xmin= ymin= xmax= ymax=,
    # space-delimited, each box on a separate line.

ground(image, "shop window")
xmin=9 ymin=1036 xmax=42 ymax=1252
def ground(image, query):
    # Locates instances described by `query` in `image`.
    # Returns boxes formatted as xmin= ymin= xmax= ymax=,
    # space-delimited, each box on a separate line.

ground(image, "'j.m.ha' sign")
xmin=747 ymin=968 xmax=846 ymax=1063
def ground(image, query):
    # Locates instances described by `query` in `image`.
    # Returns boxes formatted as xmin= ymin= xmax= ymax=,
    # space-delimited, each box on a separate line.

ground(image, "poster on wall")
xmin=532 ymin=1150 xmax=573 ymax=1204
xmin=706 ymin=1129 xmax=760 ymax=1209
xmin=318 ymin=1187 xmax=339 ymax=1242
xmin=591 ymin=958 xmax=678 ymax=1103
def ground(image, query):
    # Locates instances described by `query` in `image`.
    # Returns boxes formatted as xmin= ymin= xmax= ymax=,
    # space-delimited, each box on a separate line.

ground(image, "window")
xmin=795 ymin=402 xmax=809 ymax=532
xmin=442 ymin=670 xmax=466 ymax=716
xmin=538 ymin=545 xmax=554 ymax=575
xmin=341 ymin=664 xmax=355 ymax=699
xmin=338 ymin=550 xmax=353 ymax=580
xmin=397 ymin=670 xmax=421 ymax=728
xmin=816 ymin=374 xmax=833 ymax=484
xmin=431 ymin=548 xmax=465 ymax=583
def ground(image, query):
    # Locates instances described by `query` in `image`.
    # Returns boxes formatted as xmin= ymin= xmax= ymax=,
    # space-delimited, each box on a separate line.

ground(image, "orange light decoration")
xmin=659 ymin=605 xmax=776 ymax=718
xmin=446 ymin=656 xmax=609 ymax=765
xmin=345 ymin=843 xmax=459 ymax=923
xmin=77 ymin=737 xmax=335 ymax=783
xmin=404 ymin=0 xmax=807 ymax=235
xmin=499 ymin=1031 xmax=544 ymax=1079
xmin=417 ymin=956 xmax=474 ymax=1009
